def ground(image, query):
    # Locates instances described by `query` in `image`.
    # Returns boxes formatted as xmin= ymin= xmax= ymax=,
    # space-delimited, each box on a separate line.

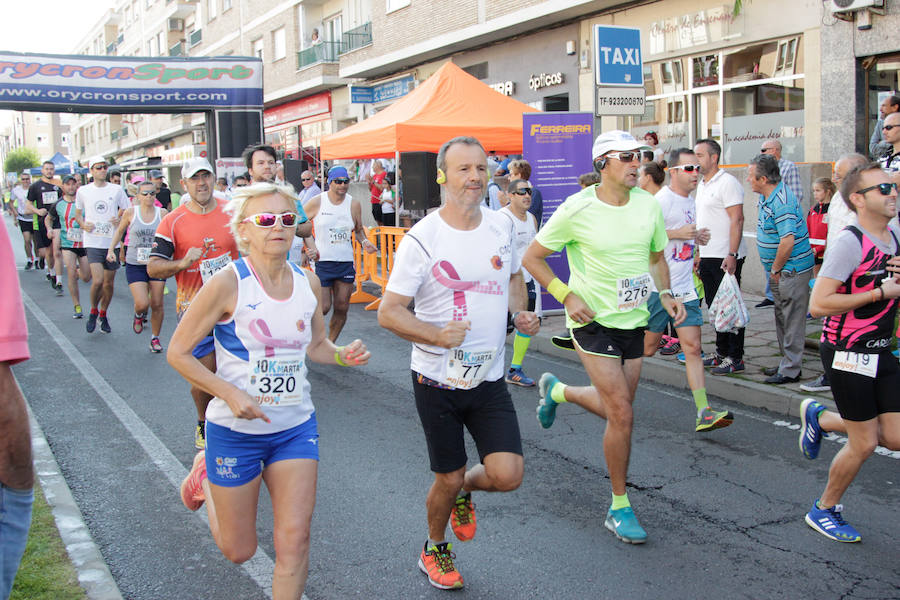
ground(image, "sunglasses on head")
xmin=606 ymin=151 xmax=640 ymax=163
xmin=670 ymin=165 xmax=700 ymax=172
xmin=883 ymin=124 xmax=899 ymax=131
xmin=511 ymin=187 xmax=533 ymax=196
xmin=331 ymin=178 xmax=350 ymax=184
xmin=242 ymin=212 xmax=298 ymax=228
xmin=857 ymin=182 xmax=899 ymax=196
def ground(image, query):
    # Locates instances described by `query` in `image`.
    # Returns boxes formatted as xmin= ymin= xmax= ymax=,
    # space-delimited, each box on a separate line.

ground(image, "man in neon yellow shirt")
xmin=523 ymin=130 xmax=684 ymax=545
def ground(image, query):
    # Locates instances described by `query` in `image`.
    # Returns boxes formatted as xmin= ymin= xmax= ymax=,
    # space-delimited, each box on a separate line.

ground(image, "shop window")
xmin=773 ymin=38 xmax=798 ymax=78
xmin=724 ymin=81 xmax=804 ymax=117
xmin=692 ymin=54 xmax=718 ymax=88
xmin=865 ymin=53 xmax=900 ymax=144
xmin=660 ymin=60 xmax=683 ymax=93
xmin=543 ymin=94 xmax=569 ymax=112
xmin=722 ymin=43 xmax=774 ymax=85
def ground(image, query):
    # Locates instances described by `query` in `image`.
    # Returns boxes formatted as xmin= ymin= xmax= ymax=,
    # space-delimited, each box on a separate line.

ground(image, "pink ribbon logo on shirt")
xmin=248 ymin=318 xmax=305 ymax=357
xmin=431 ymin=260 xmax=504 ymax=320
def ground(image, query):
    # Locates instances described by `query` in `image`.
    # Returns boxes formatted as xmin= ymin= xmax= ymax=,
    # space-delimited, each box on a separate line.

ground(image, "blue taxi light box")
xmin=593 ymin=25 xmax=643 ymax=87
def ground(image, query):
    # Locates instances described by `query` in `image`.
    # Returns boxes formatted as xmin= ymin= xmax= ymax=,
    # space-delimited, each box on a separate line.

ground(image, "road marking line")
xmin=23 ymin=292 xmax=301 ymax=599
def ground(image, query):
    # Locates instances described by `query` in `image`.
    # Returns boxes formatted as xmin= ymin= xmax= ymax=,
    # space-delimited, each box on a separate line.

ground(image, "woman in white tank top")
xmin=167 ymin=182 xmax=371 ymax=599
xmin=107 ymin=181 xmax=168 ymax=351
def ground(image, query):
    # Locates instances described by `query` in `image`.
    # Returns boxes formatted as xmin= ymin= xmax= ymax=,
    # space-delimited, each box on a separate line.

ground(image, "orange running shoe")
xmin=450 ymin=492 xmax=477 ymax=542
xmin=180 ymin=451 xmax=207 ymax=511
xmin=418 ymin=542 xmax=464 ymax=590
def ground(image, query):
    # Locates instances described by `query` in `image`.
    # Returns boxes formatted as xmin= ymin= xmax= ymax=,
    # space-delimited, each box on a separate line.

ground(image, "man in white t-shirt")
xmin=694 ymin=138 xmax=747 ymax=375
xmin=643 ymin=148 xmax=734 ymax=432
xmin=378 ymin=136 xmax=539 ymax=591
xmin=824 ymin=154 xmax=868 ymax=252
xmin=11 ymin=173 xmax=36 ymax=270
xmin=74 ymin=155 xmax=131 ymax=334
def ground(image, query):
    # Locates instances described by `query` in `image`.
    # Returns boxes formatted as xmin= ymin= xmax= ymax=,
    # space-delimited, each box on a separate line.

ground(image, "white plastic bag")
xmin=709 ymin=272 xmax=750 ymax=333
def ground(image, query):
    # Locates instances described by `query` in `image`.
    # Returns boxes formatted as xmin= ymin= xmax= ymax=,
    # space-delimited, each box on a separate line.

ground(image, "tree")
xmin=4 ymin=147 xmax=40 ymax=176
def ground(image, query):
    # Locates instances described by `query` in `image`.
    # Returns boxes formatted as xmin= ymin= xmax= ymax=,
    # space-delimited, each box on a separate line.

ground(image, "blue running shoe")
xmin=605 ymin=507 xmax=647 ymax=544
xmin=677 ymin=351 xmax=705 ymax=365
xmin=799 ymin=399 xmax=825 ymax=460
xmin=506 ymin=367 xmax=535 ymax=387
xmin=805 ymin=502 xmax=861 ymax=542
xmin=86 ymin=313 xmax=97 ymax=333
xmin=536 ymin=373 xmax=560 ymax=429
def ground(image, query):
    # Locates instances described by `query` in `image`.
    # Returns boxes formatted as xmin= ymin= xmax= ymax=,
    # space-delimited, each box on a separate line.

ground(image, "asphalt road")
xmin=7 ymin=216 xmax=899 ymax=599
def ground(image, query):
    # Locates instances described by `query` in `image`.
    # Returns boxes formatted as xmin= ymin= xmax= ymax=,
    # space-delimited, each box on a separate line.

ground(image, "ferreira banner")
xmin=0 ymin=52 xmax=263 ymax=112
xmin=523 ymin=112 xmax=594 ymax=311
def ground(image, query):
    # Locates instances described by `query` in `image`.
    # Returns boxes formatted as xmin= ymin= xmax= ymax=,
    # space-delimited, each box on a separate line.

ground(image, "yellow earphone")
xmin=436 ymin=168 xmax=446 ymax=184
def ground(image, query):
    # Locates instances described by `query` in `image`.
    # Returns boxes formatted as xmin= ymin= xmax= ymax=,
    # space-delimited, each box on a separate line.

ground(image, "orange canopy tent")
xmin=320 ymin=61 xmax=540 ymax=160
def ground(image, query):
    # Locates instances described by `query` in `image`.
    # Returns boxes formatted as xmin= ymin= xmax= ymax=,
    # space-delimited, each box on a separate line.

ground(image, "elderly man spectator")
xmin=0 ymin=220 xmax=33 ymax=600
xmin=869 ymin=94 xmax=900 ymax=159
xmin=748 ymin=154 xmax=815 ymax=385
xmin=297 ymin=170 xmax=322 ymax=206
xmin=757 ymin=139 xmax=803 ymax=308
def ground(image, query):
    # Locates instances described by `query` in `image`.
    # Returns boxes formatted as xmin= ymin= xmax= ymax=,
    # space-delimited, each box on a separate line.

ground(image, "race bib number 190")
xmin=831 ymin=351 xmax=878 ymax=378
xmin=329 ymin=226 xmax=351 ymax=245
xmin=199 ymin=254 xmax=232 ymax=283
xmin=616 ymin=273 xmax=652 ymax=311
xmin=444 ymin=348 xmax=496 ymax=390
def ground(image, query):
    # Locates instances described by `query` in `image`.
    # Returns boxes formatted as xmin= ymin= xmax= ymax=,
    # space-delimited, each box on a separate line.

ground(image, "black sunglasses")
xmin=331 ymin=178 xmax=350 ymax=184
xmin=883 ymin=124 xmax=899 ymax=132
xmin=857 ymin=182 xmax=898 ymax=196
xmin=511 ymin=188 xmax=533 ymax=196
xmin=301 ymin=177 xmax=312 ymax=181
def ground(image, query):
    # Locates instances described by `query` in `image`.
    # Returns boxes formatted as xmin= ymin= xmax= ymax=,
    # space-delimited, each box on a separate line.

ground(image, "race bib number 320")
xmin=616 ymin=273 xmax=651 ymax=311
xmin=248 ymin=358 xmax=304 ymax=406
xmin=444 ymin=348 xmax=496 ymax=390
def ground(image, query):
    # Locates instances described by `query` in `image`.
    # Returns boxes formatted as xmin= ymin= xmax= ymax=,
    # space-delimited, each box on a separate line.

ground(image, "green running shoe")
xmin=605 ymin=506 xmax=647 ymax=544
xmin=536 ymin=372 xmax=560 ymax=429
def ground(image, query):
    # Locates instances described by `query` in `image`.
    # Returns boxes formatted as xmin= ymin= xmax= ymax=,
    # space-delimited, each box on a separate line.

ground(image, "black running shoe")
xmin=99 ymin=316 xmax=111 ymax=334
xmin=86 ymin=313 xmax=97 ymax=333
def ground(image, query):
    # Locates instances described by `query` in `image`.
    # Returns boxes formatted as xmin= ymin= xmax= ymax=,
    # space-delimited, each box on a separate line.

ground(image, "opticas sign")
xmin=0 ymin=52 xmax=263 ymax=111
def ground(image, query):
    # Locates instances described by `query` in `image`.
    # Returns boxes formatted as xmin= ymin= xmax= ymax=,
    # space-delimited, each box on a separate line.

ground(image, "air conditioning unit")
xmin=826 ymin=0 xmax=883 ymax=13
xmin=168 ymin=18 xmax=184 ymax=32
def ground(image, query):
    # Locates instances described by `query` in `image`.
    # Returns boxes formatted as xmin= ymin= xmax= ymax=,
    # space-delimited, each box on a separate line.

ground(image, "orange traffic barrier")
xmin=349 ymin=229 xmax=379 ymax=304
xmin=350 ymin=226 xmax=408 ymax=311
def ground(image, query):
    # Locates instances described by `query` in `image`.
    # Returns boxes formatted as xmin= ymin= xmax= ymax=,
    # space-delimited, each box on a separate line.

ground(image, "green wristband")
xmin=335 ymin=347 xmax=349 ymax=367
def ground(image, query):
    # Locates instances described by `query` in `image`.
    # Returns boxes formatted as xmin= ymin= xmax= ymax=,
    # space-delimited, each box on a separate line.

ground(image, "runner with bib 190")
xmin=523 ymin=130 xmax=683 ymax=545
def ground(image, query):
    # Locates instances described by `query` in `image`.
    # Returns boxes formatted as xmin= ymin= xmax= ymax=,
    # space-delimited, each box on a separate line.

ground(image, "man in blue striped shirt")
xmin=748 ymin=153 xmax=815 ymax=385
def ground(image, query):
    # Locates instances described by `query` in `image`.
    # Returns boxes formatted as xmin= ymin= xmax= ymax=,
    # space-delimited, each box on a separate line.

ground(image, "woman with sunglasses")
xmin=107 ymin=180 xmax=168 ymax=352
xmin=171 ymin=182 xmax=370 ymax=599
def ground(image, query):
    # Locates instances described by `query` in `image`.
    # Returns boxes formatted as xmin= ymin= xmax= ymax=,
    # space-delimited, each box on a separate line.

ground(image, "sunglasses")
xmin=883 ymin=124 xmax=899 ymax=131
xmin=92 ymin=165 xmax=109 ymax=170
xmin=606 ymin=151 xmax=640 ymax=163
xmin=301 ymin=177 xmax=312 ymax=181
xmin=242 ymin=212 xmax=298 ymax=227
xmin=511 ymin=187 xmax=533 ymax=196
xmin=331 ymin=178 xmax=350 ymax=184
xmin=857 ymin=182 xmax=899 ymax=196
xmin=670 ymin=165 xmax=700 ymax=172
xmin=139 ymin=190 xmax=157 ymax=196
xmin=759 ymin=148 xmax=773 ymax=153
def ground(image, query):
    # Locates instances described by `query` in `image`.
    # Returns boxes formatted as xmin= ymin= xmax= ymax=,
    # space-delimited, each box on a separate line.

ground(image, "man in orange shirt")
xmin=148 ymin=158 xmax=241 ymax=449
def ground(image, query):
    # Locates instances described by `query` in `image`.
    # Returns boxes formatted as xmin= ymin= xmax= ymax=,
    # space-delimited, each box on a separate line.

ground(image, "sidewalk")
xmin=527 ymin=291 xmax=837 ymax=420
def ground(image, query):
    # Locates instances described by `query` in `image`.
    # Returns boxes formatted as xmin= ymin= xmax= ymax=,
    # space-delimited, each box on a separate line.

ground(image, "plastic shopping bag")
xmin=709 ymin=272 xmax=750 ymax=333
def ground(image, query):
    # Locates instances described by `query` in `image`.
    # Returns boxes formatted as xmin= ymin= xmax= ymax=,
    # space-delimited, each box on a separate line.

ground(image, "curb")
xmin=528 ymin=334 xmax=837 ymax=419
xmin=26 ymin=399 xmax=123 ymax=600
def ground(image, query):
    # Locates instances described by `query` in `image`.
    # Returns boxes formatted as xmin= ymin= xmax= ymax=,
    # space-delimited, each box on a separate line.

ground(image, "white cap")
xmin=88 ymin=155 xmax=107 ymax=168
xmin=181 ymin=157 xmax=214 ymax=179
xmin=591 ymin=130 xmax=649 ymax=160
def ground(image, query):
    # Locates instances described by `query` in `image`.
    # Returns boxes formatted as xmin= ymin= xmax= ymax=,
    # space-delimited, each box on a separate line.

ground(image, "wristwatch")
xmin=727 ymin=252 xmax=738 ymax=258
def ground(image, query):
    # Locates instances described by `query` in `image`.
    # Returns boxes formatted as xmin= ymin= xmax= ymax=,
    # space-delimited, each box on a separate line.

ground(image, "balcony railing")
xmin=111 ymin=130 xmax=119 ymax=141
xmin=106 ymin=42 xmax=117 ymax=55
xmin=169 ymin=42 xmax=184 ymax=56
xmin=297 ymin=41 xmax=341 ymax=70
xmin=341 ymin=22 xmax=372 ymax=54
xmin=189 ymin=29 xmax=202 ymax=47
